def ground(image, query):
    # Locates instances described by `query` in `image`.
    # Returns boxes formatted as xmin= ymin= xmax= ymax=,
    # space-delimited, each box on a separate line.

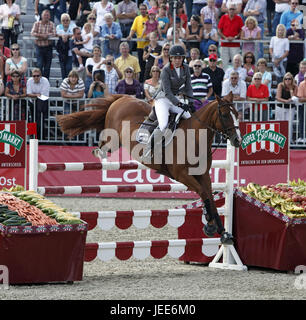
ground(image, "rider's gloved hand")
xmin=178 ymin=102 xmax=189 ymax=112
xmin=188 ymin=101 xmax=196 ymax=113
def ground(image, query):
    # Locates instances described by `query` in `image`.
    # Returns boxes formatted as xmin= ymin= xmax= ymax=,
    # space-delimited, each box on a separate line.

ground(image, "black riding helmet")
xmin=169 ymin=45 xmax=186 ymax=57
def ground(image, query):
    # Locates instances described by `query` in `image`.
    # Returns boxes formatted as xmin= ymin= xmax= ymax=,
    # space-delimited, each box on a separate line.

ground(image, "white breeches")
xmin=154 ymin=97 xmax=191 ymax=132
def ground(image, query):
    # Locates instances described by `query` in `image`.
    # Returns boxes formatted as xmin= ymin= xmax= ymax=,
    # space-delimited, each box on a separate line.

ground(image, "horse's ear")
xmin=215 ymin=94 xmax=222 ymax=103
xmin=225 ymin=91 xmax=234 ymax=102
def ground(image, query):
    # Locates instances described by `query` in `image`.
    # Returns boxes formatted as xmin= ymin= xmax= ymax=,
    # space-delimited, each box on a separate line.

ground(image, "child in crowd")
xmin=141 ymin=9 xmax=160 ymax=39
xmin=156 ymin=4 xmax=169 ymax=40
xmin=74 ymin=23 xmax=94 ymax=71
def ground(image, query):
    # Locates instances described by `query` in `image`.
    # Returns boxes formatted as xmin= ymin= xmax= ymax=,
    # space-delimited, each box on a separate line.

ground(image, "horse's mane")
xmin=56 ymin=94 xmax=126 ymax=138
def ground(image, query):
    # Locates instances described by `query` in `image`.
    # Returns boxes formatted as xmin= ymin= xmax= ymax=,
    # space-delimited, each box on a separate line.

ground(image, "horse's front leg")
xmin=200 ymin=174 xmax=234 ymax=245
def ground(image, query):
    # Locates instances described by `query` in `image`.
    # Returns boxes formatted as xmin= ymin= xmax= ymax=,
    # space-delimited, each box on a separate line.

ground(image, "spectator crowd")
xmin=0 ymin=0 xmax=305 ymax=143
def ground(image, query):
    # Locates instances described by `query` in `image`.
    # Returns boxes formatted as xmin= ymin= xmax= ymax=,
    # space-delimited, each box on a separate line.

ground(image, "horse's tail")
xmin=56 ymin=94 xmax=125 ymax=138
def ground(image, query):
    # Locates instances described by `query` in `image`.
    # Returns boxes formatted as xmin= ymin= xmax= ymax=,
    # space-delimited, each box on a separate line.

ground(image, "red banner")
xmin=239 ymin=121 xmax=289 ymax=167
xmin=0 ymin=121 xmax=27 ymax=189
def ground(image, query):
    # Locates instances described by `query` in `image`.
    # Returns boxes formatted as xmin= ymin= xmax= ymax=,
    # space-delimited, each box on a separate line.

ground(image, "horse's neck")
xmin=196 ymin=102 xmax=218 ymax=130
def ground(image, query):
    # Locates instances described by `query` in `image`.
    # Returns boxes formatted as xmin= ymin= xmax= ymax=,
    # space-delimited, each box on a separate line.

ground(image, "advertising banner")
xmin=239 ymin=121 xmax=289 ymax=167
xmin=33 ymin=145 xmax=306 ymax=198
xmin=0 ymin=121 xmax=27 ymax=188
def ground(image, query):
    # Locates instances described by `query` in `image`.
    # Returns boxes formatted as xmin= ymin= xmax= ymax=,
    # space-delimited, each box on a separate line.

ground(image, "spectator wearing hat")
xmin=186 ymin=15 xmax=203 ymax=53
xmin=141 ymin=9 xmax=159 ymax=39
xmin=217 ymin=3 xmax=243 ymax=71
xmin=200 ymin=0 xmax=219 ymax=30
xmin=202 ymin=53 xmax=225 ymax=98
xmin=200 ymin=18 xmax=218 ymax=58
xmin=115 ymin=66 xmax=144 ymax=98
xmin=203 ymin=44 xmax=223 ymax=68
xmin=114 ymin=41 xmax=141 ymax=80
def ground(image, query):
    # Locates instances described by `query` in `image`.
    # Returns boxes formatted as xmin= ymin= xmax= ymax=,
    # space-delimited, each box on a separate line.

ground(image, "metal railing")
xmin=0 ymin=97 xmax=305 ymax=147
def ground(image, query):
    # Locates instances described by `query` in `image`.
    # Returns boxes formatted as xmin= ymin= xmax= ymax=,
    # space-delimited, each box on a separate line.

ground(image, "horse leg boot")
xmin=203 ymin=199 xmax=218 ymax=237
xmin=203 ymin=199 xmax=234 ymax=245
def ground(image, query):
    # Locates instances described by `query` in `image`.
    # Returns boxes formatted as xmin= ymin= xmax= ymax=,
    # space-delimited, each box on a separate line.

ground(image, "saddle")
xmin=136 ymin=107 xmax=180 ymax=147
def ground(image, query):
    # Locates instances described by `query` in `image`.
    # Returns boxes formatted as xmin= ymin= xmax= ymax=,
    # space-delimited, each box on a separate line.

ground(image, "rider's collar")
xmin=170 ymin=63 xmax=183 ymax=70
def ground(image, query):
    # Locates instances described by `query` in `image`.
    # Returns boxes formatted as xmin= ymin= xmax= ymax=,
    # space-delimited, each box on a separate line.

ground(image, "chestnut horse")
xmin=57 ymin=93 xmax=241 ymax=244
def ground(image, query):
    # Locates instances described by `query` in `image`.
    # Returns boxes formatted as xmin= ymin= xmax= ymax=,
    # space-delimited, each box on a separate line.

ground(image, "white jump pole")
xmin=209 ymin=141 xmax=247 ymax=271
xmin=29 ymin=139 xmax=39 ymax=192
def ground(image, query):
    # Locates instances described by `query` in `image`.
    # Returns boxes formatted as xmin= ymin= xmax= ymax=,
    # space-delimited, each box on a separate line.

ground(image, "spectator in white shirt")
xmin=222 ymin=70 xmax=246 ymax=119
xmin=26 ymin=68 xmax=50 ymax=139
xmin=223 ymin=54 xmax=247 ymax=81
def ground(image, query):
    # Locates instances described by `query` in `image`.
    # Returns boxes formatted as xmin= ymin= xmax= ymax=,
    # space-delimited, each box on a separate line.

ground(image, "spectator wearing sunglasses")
xmin=246 ymin=72 xmax=269 ymax=121
xmin=115 ymin=66 xmax=143 ymax=98
xmin=222 ymin=70 xmax=246 ymax=119
xmin=202 ymin=53 xmax=225 ymax=98
xmin=280 ymin=0 xmax=303 ymax=30
xmin=26 ymin=68 xmax=50 ymax=140
xmin=5 ymin=69 xmax=26 ymax=120
xmin=191 ymin=60 xmax=213 ymax=110
xmin=5 ymin=43 xmax=27 ymax=82
xmin=203 ymin=44 xmax=223 ymax=69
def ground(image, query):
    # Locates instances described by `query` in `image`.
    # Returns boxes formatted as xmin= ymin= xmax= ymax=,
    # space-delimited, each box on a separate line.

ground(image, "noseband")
xmin=216 ymin=102 xmax=240 ymax=140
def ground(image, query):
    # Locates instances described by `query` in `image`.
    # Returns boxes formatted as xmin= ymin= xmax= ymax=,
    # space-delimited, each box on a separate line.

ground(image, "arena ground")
xmin=0 ymin=197 xmax=306 ymax=301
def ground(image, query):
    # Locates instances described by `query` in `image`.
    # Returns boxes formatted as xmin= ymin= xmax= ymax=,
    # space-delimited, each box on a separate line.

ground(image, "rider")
xmin=143 ymin=45 xmax=195 ymax=159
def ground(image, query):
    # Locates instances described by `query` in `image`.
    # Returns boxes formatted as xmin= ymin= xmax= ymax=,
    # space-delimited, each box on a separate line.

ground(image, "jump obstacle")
xmin=29 ymin=139 xmax=247 ymax=271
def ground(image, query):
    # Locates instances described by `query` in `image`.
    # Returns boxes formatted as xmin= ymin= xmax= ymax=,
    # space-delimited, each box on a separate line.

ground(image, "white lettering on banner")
xmin=123 ymin=169 xmax=144 ymax=183
xmin=102 ymin=167 xmax=220 ymax=184
xmin=0 ymin=176 xmax=16 ymax=186
xmin=146 ymin=169 xmax=165 ymax=184
xmin=102 ymin=170 xmax=122 ymax=182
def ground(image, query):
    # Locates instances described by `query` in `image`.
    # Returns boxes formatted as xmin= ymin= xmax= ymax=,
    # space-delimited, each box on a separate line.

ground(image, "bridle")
xmin=191 ymin=99 xmax=239 ymax=141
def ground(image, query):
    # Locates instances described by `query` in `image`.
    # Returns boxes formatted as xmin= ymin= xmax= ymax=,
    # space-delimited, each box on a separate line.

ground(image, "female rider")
xmin=142 ymin=45 xmax=194 ymax=160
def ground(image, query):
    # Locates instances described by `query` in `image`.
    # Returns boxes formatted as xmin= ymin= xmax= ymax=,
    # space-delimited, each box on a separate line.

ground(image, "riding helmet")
xmin=169 ymin=45 xmax=186 ymax=57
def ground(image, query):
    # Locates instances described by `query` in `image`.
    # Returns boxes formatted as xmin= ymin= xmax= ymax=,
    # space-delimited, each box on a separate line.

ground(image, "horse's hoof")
xmin=220 ymin=232 xmax=234 ymax=245
xmin=203 ymin=223 xmax=218 ymax=237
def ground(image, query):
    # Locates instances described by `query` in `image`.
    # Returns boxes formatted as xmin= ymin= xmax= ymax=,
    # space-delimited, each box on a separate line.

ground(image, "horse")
xmin=57 ymin=92 xmax=241 ymax=244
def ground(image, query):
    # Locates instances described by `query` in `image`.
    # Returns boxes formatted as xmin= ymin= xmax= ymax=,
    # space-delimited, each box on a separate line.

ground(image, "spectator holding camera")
xmin=93 ymin=54 xmax=122 ymax=94
xmin=88 ymin=69 xmax=109 ymax=98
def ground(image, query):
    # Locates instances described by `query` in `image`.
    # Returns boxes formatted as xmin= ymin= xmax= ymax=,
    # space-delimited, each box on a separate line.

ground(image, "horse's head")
xmin=215 ymin=92 xmax=242 ymax=148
